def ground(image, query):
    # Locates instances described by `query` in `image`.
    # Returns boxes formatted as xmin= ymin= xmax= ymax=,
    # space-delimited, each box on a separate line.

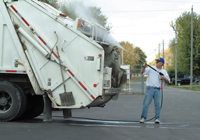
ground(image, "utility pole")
xmin=122 ymin=50 xmax=124 ymax=65
xmin=158 ymin=43 xmax=160 ymax=58
xmin=190 ymin=5 xmax=193 ymax=88
xmin=175 ymin=25 xmax=178 ymax=86
xmin=163 ymin=40 xmax=164 ymax=69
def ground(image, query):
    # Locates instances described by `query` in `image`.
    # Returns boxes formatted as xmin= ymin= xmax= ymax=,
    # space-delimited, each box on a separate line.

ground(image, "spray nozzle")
xmin=159 ymin=72 xmax=164 ymax=76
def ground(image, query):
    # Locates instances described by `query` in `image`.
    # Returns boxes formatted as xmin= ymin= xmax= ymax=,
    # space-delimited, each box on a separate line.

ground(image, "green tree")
xmin=133 ymin=47 xmax=147 ymax=70
xmin=167 ymin=69 xmax=175 ymax=79
xmin=167 ymin=69 xmax=187 ymax=79
xmin=167 ymin=39 xmax=175 ymax=71
xmin=169 ymin=11 xmax=200 ymax=77
xmin=119 ymin=41 xmax=147 ymax=70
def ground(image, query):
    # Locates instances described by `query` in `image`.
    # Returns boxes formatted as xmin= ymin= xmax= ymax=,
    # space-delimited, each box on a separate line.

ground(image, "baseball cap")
xmin=155 ymin=57 xmax=165 ymax=64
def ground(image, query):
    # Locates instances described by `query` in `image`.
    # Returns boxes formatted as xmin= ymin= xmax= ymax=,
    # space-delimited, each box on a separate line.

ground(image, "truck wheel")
xmin=20 ymin=94 xmax=44 ymax=119
xmin=12 ymin=83 xmax=27 ymax=120
xmin=177 ymin=82 xmax=181 ymax=86
xmin=0 ymin=81 xmax=27 ymax=122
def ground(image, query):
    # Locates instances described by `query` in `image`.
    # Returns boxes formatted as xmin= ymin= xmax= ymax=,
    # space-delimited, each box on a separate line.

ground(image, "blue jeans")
xmin=141 ymin=87 xmax=161 ymax=120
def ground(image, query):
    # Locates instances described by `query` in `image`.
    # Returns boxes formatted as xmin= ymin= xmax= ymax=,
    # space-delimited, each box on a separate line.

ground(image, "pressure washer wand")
xmin=147 ymin=65 xmax=164 ymax=76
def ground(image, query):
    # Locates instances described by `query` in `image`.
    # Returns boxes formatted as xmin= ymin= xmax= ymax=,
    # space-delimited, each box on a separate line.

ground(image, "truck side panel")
xmin=0 ymin=0 xmax=43 ymax=95
xmin=0 ymin=6 xmax=24 ymax=70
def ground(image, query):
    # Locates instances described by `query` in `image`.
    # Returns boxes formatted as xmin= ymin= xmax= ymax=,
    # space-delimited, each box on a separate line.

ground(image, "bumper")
xmin=87 ymin=88 xmax=122 ymax=107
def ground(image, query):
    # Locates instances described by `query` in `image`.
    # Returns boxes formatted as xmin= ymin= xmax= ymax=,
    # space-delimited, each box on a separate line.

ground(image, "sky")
xmin=79 ymin=0 xmax=200 ymax=63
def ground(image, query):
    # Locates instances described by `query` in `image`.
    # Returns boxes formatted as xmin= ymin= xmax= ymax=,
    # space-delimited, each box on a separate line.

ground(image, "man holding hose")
xmin=140 ymin=57 xmax=170 ymax=123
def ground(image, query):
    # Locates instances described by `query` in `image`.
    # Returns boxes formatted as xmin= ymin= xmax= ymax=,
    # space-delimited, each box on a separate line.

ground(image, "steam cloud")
xmin=59 ymin=0 xmax=125 ymax=50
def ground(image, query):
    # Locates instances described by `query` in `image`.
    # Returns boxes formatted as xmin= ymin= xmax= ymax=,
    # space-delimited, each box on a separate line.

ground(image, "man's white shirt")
xmin=143 ymin=66 xmax=170 ymax=88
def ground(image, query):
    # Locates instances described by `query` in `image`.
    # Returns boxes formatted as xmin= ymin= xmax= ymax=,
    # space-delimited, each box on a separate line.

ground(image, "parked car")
xmin=171 ymin=75 xmax=199 ymax=86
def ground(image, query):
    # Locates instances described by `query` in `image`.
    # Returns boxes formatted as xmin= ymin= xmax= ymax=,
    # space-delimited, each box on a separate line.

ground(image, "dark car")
xmin=171 ymin=75 xmax=199 ymax=86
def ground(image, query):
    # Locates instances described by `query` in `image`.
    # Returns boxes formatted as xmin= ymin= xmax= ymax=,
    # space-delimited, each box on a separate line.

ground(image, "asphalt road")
xmin=0 ymin=86 xmax=200 ymax=140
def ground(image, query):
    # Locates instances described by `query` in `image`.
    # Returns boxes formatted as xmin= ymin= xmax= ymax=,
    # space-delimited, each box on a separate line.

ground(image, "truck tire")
xmin=177 ymin=82 xmax=181 ymax=86
xmin=20 ymin=94 xmax=44 ymax=119
xmin=0 ymin=81 xmax=27 ymax=122
xmin=12 ymin=83 xmax=27 ymax=120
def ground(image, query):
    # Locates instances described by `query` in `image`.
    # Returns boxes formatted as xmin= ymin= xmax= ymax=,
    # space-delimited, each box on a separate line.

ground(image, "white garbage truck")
xmin=0 ymin=0 xmax=126 ymax=121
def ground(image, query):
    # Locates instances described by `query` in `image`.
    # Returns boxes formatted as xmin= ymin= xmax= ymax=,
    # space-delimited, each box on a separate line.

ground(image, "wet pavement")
xmin=0 ymin=86 xmax=200 ymax=140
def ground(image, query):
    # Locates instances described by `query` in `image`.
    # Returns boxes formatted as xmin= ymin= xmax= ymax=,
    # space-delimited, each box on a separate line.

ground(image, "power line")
xmin=141 ymin=0 xmax=200 ymax=3
xmin=112 ymin=32 xmax=172 ymax=35
xmin=104 ymin=9 xmax=189 ymax=13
